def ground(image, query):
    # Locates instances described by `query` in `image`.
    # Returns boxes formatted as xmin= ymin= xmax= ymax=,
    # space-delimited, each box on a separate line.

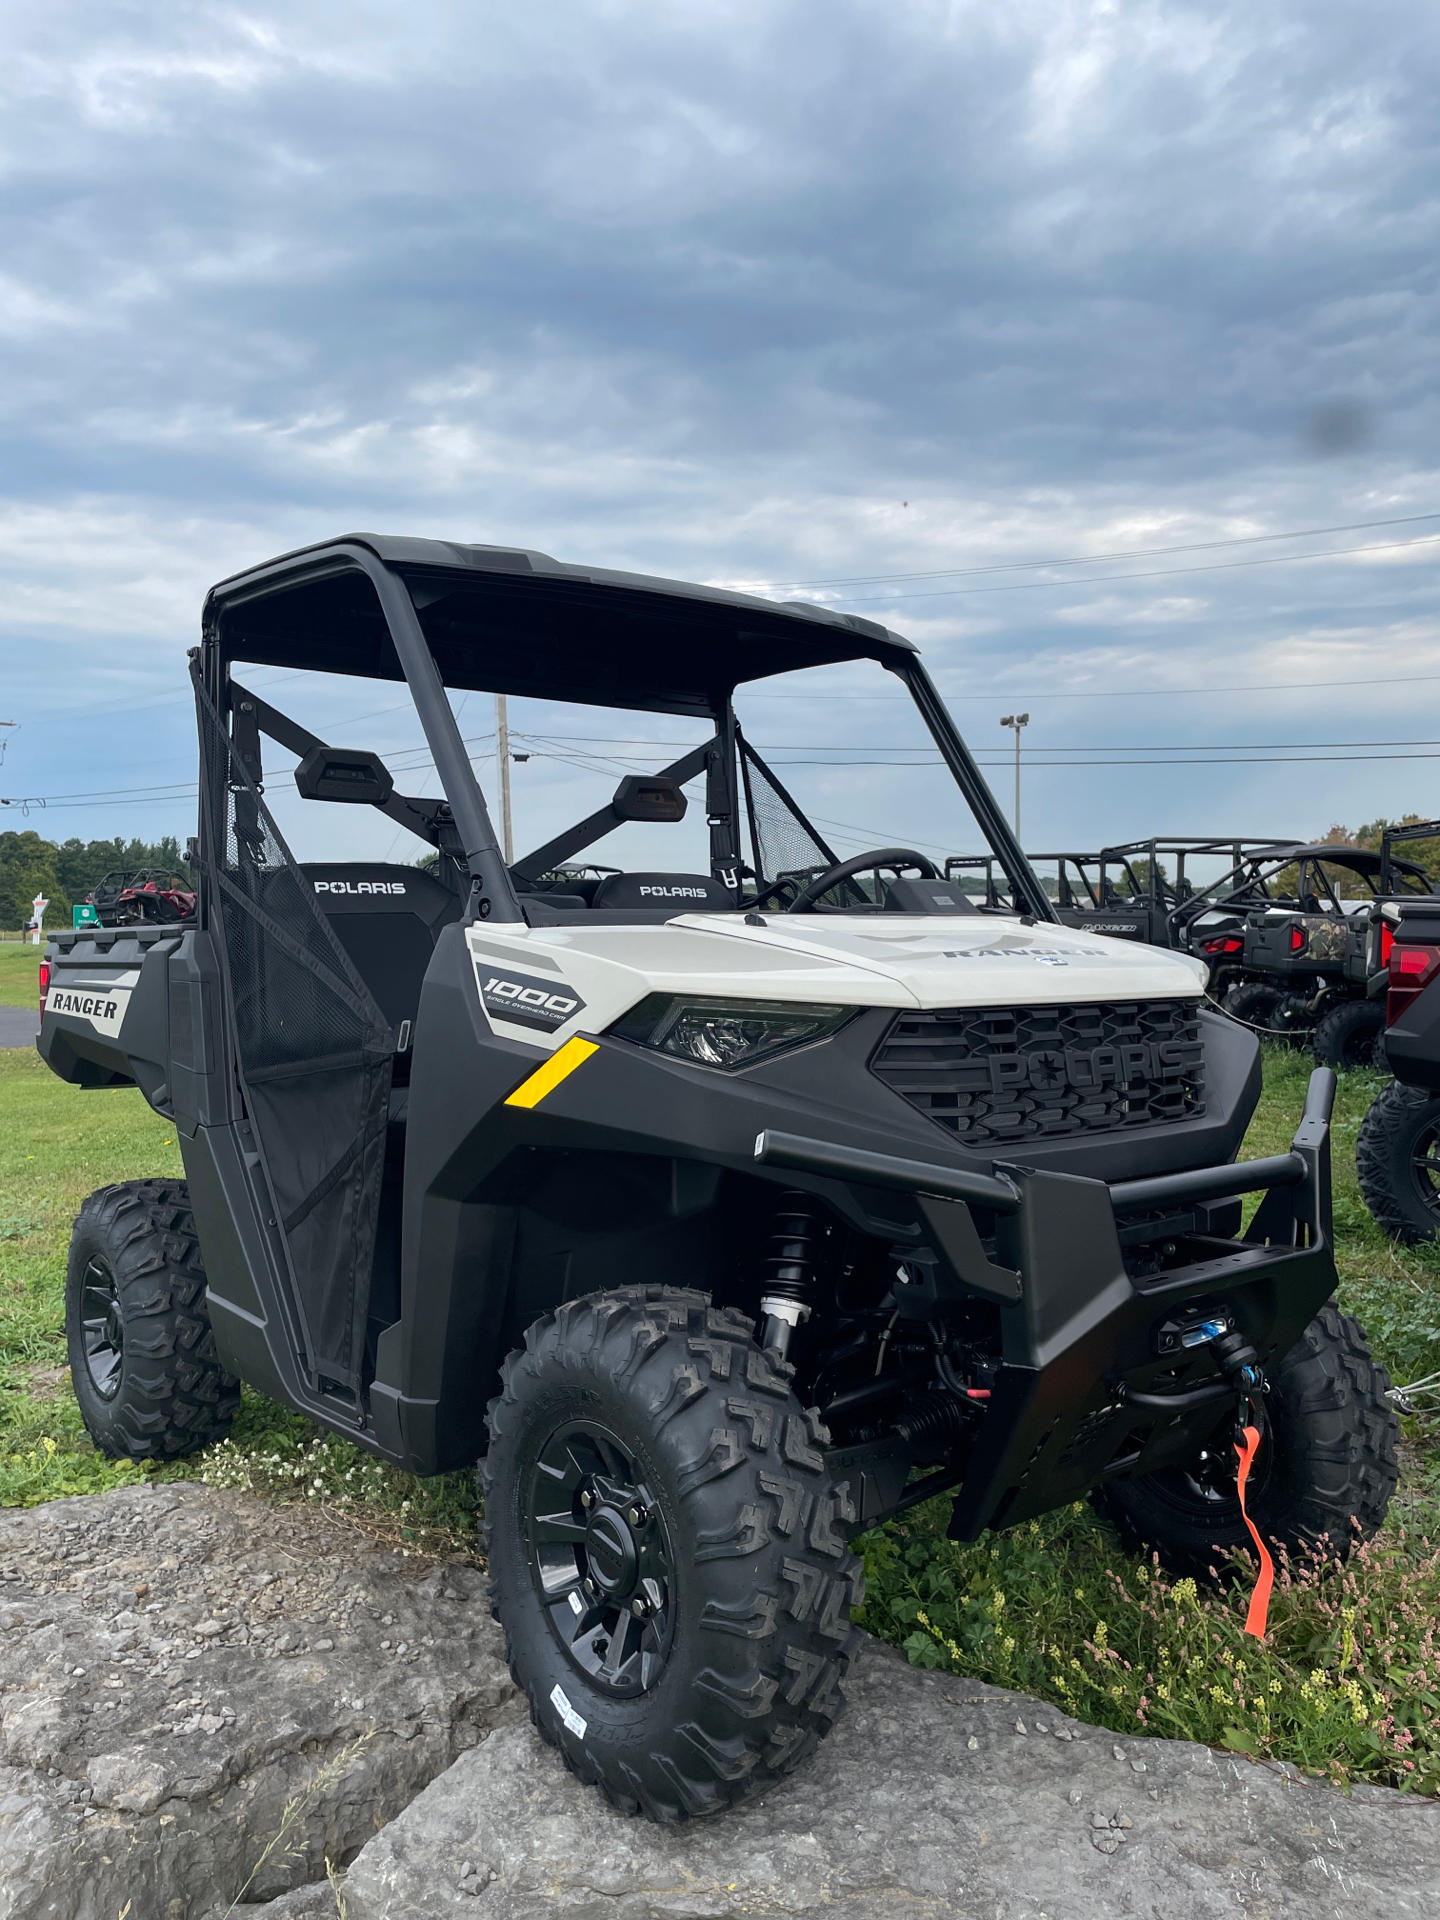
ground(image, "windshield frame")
xmin=205 ymin=541 xmax=1057 ymax=926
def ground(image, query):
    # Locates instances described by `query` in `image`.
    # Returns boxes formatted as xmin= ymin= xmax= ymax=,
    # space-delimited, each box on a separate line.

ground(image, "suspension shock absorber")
xmin=760 ymin=1192 xmax=820 ymax=1361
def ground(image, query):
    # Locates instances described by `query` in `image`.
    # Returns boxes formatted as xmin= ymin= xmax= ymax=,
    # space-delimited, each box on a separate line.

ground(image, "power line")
xmin=775 ymin=751 xmax=1440 ymax=767
xmin=512 ymin=730 xmax=1440 ymax=752
xmin=833 ymin=532 xmax=1440 ymax=607
xmin=742 ymin=510 xmax=1440 ymax=592
xmin=745 ymin=669 xmax=1440 ymax=702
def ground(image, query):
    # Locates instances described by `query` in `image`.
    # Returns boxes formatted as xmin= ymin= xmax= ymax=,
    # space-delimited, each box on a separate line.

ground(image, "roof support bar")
xmin=361 ymin=551 xmax=522 ymax=923
xmin=512 ymin=736 xmax=719 ymax=883
xmin=238 ymin=686 xmax=451 ymax=852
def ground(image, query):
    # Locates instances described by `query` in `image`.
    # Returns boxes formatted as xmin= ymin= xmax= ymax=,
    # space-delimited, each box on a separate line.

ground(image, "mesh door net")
xmin=194 ymin=663 xmax=395 ymax=1391
xmin=737 ymin=734 xmax=840 ymax=884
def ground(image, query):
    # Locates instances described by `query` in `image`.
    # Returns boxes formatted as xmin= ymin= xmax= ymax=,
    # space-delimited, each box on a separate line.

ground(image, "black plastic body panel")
xmin=40 ymin=926 xmax=180 ymax=1099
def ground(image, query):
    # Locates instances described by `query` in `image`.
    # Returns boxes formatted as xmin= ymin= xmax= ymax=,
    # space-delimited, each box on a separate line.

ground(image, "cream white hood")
xmin=466 ymin=913 xmax=1208 ymax=1050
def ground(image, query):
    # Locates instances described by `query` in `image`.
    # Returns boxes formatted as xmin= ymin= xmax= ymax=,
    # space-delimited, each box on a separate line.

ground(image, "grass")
xmin=0 ymin=941 xmax=44 ymax=1009
xmin=0 ymin=1046 xmax=480 ymax=1554
xmin=3 ymin=1037 xmax=1440 ymax=1789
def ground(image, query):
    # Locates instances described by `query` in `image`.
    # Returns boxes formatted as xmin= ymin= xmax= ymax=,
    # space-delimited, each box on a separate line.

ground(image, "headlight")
xmin=608 ymin=993 xmax=855 ymax=1071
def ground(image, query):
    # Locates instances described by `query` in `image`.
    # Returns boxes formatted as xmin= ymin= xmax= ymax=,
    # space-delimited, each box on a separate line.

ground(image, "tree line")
xmin=0 ymin=830 xmax=187 ymax=930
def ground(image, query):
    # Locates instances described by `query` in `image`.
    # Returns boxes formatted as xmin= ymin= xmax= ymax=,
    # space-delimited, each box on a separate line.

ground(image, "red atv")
xmin=87 ymin=869 xmax=197 ymax=928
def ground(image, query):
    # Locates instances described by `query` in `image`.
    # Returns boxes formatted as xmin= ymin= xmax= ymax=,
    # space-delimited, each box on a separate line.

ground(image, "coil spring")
xmin=895 ymin=1390 xmax=971 ymax=1455
xmin=764 ymin=1192 xmax=820 ymax=1302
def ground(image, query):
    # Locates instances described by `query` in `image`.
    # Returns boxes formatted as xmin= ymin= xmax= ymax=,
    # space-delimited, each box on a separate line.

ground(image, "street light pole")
xmin=999 ymin=713 xmax=1029 ymax=842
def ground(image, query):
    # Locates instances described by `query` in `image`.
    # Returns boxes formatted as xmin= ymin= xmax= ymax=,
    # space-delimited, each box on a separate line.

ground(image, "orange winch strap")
xmin=1234 ymin=1423 xmax=1274 ymax=1639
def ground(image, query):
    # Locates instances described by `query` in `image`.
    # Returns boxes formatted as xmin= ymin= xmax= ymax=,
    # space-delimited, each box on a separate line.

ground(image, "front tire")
xmin=1312 ymin=997 xmax=1387 ymax=1071
xmin=1357 ymin=1079 xmax=1440 ymax=1243
xmin=482 ymin=1286 xmax=863 ymax=1821
xmin=65 ymin=1180 xmax=241 ymax=1460
xmin=1095 ymin=1305 xmax=1396 ymax=1580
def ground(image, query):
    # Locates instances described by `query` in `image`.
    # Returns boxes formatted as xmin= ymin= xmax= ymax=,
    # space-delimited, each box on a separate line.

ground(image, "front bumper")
xmin=757 ymin=1069 xmax=1338 ymax=1538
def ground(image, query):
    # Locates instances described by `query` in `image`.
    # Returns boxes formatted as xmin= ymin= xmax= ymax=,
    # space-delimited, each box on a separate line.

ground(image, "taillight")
xmin=1387 ymin=941 xmax=1440 ymax=1025
xmin=1288 ymin=924 xmax=1305 ymax=954
xmin=38 ymin=961 xmax=50 ymax=1016
xmin=1202 ymin=936 xmax=1244 ymax=955
xmin=1381 ymin=924 xmax=1394 ymax=967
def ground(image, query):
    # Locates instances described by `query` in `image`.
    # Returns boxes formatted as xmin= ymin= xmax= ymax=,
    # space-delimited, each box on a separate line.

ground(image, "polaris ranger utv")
xmin=1169 ymin=842 xmax=1436 ymax=1069
xmin=40 ymin=535 xmax=1396 ymax=1821
xmin=1030 ymin=839 xmax=1290 ymax=949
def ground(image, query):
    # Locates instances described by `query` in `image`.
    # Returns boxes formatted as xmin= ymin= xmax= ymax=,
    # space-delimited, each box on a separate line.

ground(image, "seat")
xmin=590 ymin=872 xmax=735 ymax=910
xmin=302 ymin=864 xmax=463 ymax=1031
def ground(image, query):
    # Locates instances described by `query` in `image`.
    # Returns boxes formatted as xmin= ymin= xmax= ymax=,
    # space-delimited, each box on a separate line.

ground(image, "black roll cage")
xmin=199 ymin=534 xmax=1055 ymax=923
xmin=1165 ymin=841 xmax=1436 ymax=941
xmin=1034 ymin=838 xmax=1295 ymax=913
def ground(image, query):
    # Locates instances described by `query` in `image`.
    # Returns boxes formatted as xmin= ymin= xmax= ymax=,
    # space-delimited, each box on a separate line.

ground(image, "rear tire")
xmin=482 ymin=1285 xmax=862 ymax=1821
xmin=1357 ymin=1079 xmax=1440 ymax=1243
xmin=65 ymin=1180 xmax=241 ymax=1460
xmin=1223 ymin=980 xmax=1309 ymax=1044
xmin=1094 ymin=1304 xmax=1396 ymax=1581
xmin=1312 ymin=998 xmax=1387 ymax=1071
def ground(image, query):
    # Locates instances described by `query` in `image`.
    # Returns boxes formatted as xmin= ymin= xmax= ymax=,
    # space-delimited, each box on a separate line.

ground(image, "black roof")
xmin=205 ymin=533 xmax=917 ymax=718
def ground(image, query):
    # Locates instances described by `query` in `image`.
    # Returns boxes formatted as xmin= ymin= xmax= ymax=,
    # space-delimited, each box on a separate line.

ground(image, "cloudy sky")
xmin=3 ymin=0 xmax=1439 ymax=874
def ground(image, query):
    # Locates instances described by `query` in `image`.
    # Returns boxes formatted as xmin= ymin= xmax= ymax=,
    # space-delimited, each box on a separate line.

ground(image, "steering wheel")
xmin=784 ymin=848 xmax=939 ymax=913
xmin=750 ymin=872 xmax=807 ymax=910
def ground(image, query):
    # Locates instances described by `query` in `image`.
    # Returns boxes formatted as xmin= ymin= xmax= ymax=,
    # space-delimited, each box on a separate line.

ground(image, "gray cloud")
xmin=2 ymin=0 xmax=1440 ymax=853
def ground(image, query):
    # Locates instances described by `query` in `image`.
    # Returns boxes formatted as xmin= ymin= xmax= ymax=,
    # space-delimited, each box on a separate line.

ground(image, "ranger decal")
xmin=47 ymin=983 xmax=132 ymax=1039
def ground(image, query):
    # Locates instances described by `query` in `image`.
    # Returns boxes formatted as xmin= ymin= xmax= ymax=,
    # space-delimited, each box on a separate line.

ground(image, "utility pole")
xmin=495 ymin=693 xmax=513 ymax=864
xmin=1000 ymin=714 xmax=1029 ymax=842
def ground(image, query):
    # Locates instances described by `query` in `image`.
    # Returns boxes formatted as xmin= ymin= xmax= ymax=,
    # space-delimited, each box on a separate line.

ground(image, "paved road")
xmin=0 ymin=1005 xmax=39 ymax=1048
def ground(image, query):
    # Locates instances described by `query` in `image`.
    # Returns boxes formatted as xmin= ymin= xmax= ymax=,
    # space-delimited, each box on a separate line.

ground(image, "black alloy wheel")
xmin=77 ymin=1254 xmax=125 ymax=1402
xmin=526 ymin=1419 xmax=677 ymax=1696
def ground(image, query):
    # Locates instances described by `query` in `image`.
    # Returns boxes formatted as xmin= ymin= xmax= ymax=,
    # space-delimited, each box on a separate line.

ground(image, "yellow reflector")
xmin=504 ymin=1035 xmax=600 ymax=1109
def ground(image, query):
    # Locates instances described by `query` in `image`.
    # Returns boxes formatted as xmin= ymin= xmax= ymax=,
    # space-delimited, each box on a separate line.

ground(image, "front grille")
xmin=871 ymin=999 xmax=1206 ymax=1149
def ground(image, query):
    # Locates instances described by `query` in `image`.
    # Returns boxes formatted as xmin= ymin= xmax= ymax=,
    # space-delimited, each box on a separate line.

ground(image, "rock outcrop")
xmin=4 ymin=1483 xmax=1439 ymax=1920
xmin=0 ymin=1481 xmax=517 ymax=1919
xmin=344 ymin=1639 xmax=1440 ymax=1919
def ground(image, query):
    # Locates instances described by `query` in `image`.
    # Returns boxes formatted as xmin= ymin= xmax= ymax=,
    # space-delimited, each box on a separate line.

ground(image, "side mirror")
xmin=294 ymin=746 xmax=395 ymax=806
xmin=611 ymin=774 xmax=687 ymax=824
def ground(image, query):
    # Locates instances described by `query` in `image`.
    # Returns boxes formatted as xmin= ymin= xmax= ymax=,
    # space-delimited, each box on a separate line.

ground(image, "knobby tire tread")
xmin=1311 ymin=998 xmax=1386 ymax=1072
xmin=1356 ymin=1078 xmax=1440 ymax=1244
xmin=67 ymin=1179 xmax=241 ymax=1460
xmin=481 ymin=1284 xmax=863 ymax=1822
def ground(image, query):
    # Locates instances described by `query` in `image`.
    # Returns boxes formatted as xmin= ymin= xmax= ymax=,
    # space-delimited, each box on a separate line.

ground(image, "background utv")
xmin=40 ymin=535 xmax=1396 ymax=1822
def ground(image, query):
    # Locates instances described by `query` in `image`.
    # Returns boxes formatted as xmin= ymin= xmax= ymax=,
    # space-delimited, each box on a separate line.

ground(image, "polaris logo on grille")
xmin=986 ymin=1038 xmax=1202 ymax=1093
xmin=476 ymin=964 xmax=586 ymax=1034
